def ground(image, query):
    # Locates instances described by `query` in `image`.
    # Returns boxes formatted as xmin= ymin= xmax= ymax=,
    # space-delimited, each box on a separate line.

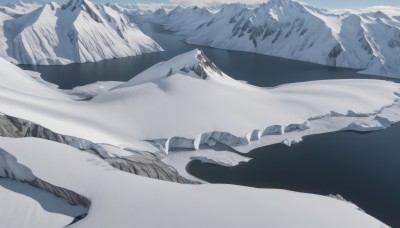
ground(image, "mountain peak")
xmin=192 ymin=49 xmax=223 ymax=79
xmin=162 ymin=49 xmax=223 ymax=80
xmin=267 ymin=0 xmax=286 ymax=7
xmin=61 ymin=0 xmax=93 ymax=11
xmin=61 ymin=0 xmax=103 ymax=23
xmin=114 ymin=49 xmax=226 ymax=89
xmin=264 ymin=0 xmax=304 ymax=9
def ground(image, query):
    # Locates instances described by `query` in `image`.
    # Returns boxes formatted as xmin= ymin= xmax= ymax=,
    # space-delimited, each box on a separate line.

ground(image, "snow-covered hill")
xmin=141 ymin=0 xmax=400 ymax=78
xmin=0 ymin=137 xmax=391 ymax=228
xmin=0 ymin=0 xmax=162 ymax=65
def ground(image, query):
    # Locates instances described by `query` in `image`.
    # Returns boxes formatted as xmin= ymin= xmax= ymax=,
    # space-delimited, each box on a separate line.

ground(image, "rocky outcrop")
xmin=0 ymin=148 xmax=91 ymax=208
xmin=0 ymin=114 xmax=70 ymax=143
xmin=106 ymin=155 xmax=198 ymax=184
xmin=328 ymin=194 xmax=364 ymax=212
xmin=0 ymin=114 xmax=196 ymax=184
xmin=31 ymin=178 xmax=91 ymax=208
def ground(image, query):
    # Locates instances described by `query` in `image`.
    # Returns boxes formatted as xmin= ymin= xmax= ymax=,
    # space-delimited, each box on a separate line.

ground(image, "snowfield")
xmin=0 ymin=179 xmax=86 ymax=228
xmin=0 ymin=48 xmax=399 ymax=227
xmin=1 ymin=49 xmax=400 ymax=176
xmin=136 ymin=0 xmax=400 ymax=78
xmin=0 ymin=137 xmax=390 ymax=228
xmin=1 ymin=49 xmax=400 ymax=154
xmin=0 ymin=0 xmax=162 ymax=65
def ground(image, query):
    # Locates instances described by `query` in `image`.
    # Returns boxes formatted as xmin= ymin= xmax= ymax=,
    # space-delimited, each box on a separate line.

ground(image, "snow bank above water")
xmin=0 ymin=137 xmax=390 ymax=228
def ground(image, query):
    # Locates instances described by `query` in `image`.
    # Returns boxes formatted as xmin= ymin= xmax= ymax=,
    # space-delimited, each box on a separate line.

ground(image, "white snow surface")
xmin=63 ymin=81 xmax=123 ymax=100
xmin=0 ymin=46 xmax=399 ymax=227
xmin=1 ymin=49 xmax=400 ymax=155
xmin=0 ymin=179 xmax=86 ymax=228
xmin=0 ymin=137 xmax=390 ymax=228
xmin=0 ymin=0 xmax=163 ymax=65
xmin=141 ymin=0 xmax=400 ymax=78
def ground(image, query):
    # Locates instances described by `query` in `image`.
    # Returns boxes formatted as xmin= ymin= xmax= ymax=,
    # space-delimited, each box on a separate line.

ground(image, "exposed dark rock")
xmin=167 ymin=67 xmax=173 ymax=77
xmin=61 ymin=0 xmax=75 ymax=10
xmin=328 ymin=43 xmax=343 ymax=59
xmin=327 ymin=43 xmax=343 ymax=65
xmin=262 ymin=25 xmax=277 ymax=40
xmin=31 ymin=178 xmax=91 ymax=208
xmin=0 ymin=149 xmax=91 ymax=209
xmin=82 ymin=0 xmax=103 ymax=23
xmin=0 ymin=114 xmax=196 ymax=184
xmin=106 ymin=156 xmax=199 ymax=184
xmin=193 ymin=50 xmax=223 ymax=79
xmin=272 ymin=30 xmax=282 ymax=43
xmin=328 ymin=194 xmax=364 ymax=212
xmin=67 ymin=213 xmax=88 ymax=226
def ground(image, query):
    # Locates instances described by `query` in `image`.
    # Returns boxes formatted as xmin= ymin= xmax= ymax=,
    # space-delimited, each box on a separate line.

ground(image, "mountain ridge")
xmin=136 ymin=0 xmax=400 ymax=78
xmin=0 ymin=0 xmax=163 ymax=65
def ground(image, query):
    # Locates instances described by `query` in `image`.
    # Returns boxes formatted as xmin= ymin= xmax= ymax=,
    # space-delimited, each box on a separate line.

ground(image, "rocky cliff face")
xmin=106 ymin=155 xmax=197 ymax=184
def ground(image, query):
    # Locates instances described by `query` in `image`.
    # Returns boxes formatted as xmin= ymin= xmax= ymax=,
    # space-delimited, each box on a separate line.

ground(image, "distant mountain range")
xmin=0 ymin=0 xmax=162 ymax=65
xmin=133 ymin=0 xmax=400 ymax=78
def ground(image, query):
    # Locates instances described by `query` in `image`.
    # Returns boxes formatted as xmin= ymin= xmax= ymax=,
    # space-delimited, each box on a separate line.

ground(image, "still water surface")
xmin=19 ymin=23 xmax=385 ymax=89
xmin=188 ymin=127 xmax=400 ymax=227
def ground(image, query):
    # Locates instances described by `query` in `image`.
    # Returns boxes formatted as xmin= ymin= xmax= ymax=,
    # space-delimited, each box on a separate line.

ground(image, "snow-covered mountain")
xmin=141 ymin=0 xmax=400 ymax=78
xmin=0 ymin=0 xmax=163 ymax=65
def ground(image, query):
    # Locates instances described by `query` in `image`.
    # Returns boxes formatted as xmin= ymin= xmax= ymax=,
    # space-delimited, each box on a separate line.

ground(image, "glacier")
xmin=0 ymin=0 xmax=163 ymax=65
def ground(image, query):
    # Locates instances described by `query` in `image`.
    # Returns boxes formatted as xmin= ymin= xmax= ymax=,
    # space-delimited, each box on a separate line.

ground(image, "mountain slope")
xmin=1 ymin=0 xmax=162 ymax=65
xmin=143 ymin=0 xmax=400 ymax=78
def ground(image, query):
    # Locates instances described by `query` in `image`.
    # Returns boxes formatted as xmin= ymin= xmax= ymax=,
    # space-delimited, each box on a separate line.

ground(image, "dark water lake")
xmin=188 ymin=127 xmax=400 ymax=227
xmin=18 ymin=22 xmax=399 ymax=227
xmin=19 ymin=23 xmax=385 ymax=89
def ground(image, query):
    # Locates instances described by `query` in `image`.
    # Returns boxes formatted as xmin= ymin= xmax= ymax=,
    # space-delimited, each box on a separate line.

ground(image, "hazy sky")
xmin=98 ymin=0 xmax=400 ymax=8
xmin=1 ymin=0 xmax=399 ymax=9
